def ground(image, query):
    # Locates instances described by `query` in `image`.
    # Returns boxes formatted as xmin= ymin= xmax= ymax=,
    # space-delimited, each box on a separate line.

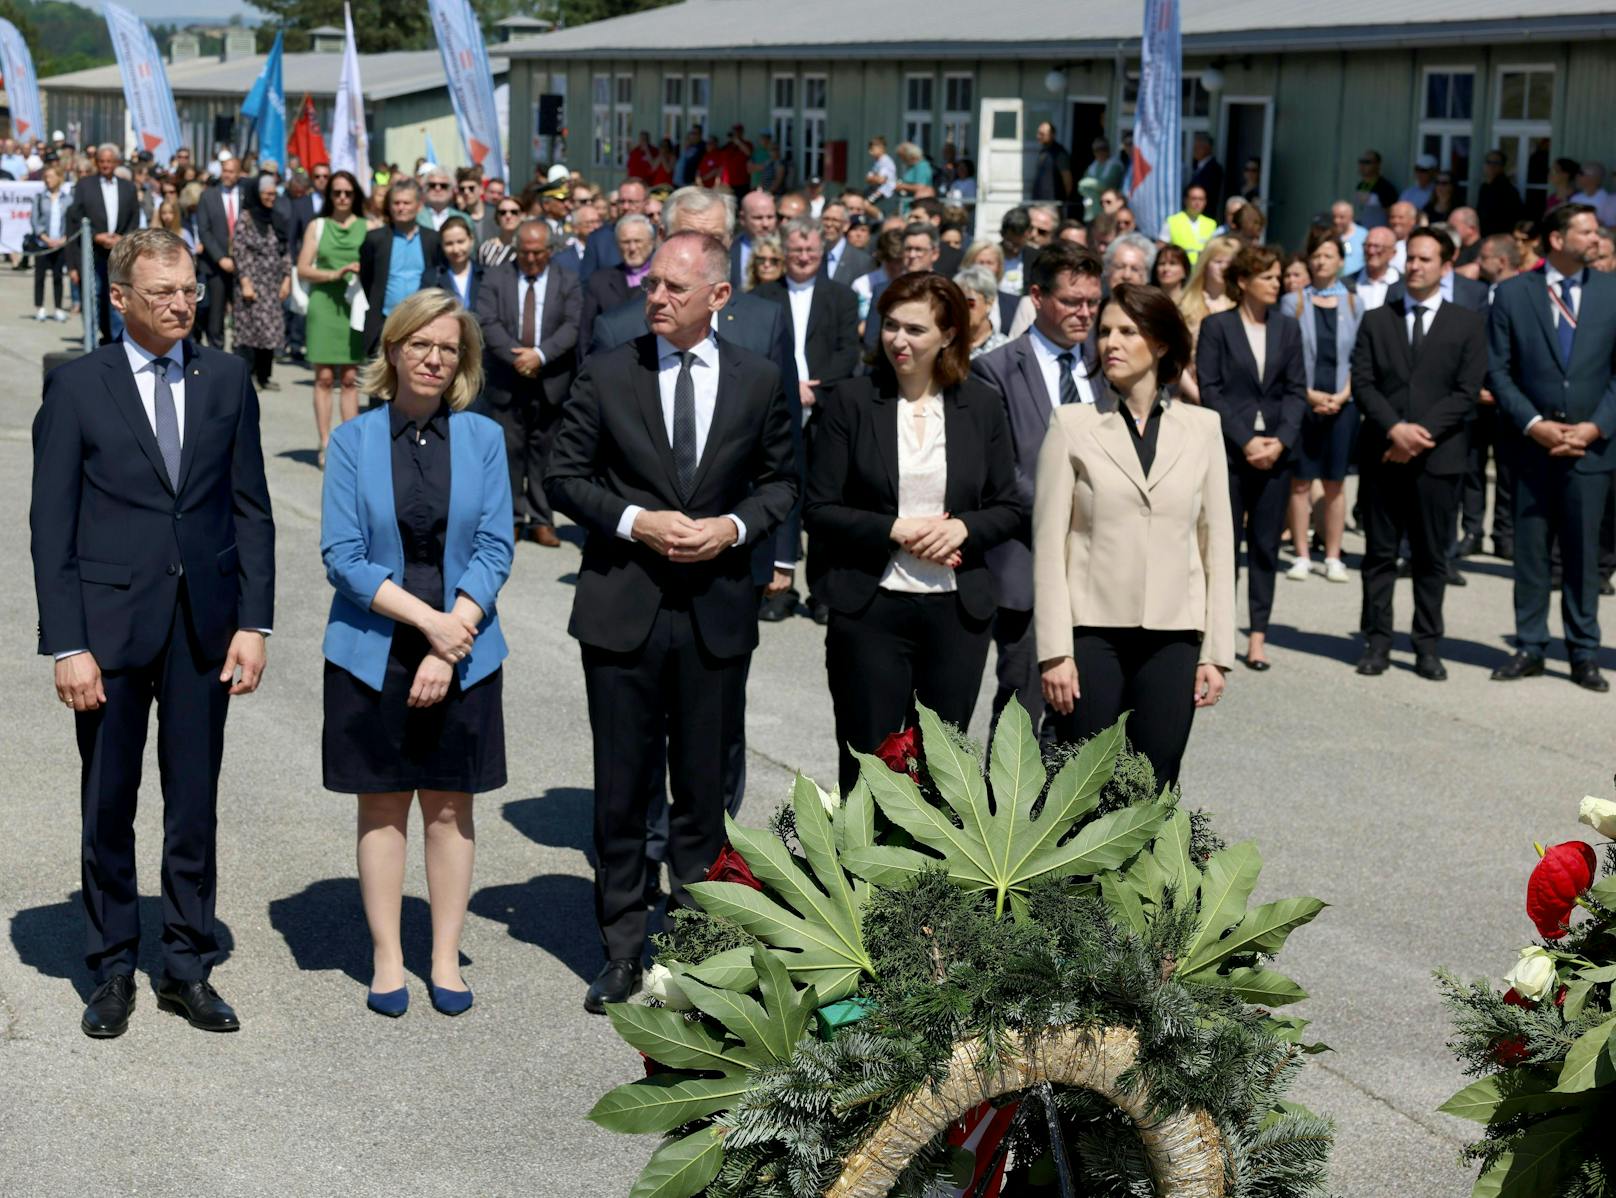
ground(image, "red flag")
xmin=945 ymin=1101 xmax=1018 ymax=1197
xmin=288 ymin=94 xmax=329 ymax=170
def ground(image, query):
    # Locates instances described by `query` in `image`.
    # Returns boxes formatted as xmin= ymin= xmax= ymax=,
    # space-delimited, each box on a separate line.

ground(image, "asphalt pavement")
xmin=2 ymin=269 xmax=1611 ymax=1197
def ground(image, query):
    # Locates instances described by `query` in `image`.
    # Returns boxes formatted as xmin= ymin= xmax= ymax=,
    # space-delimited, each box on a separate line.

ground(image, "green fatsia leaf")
xmin=1184 ymin=965 xmax=1308 ymax=1006
xmin=682 ymin=946 xmax=757 ymax=992
xmin=671 ymin=944 xmax=815 ymax=1065
xmin=1470 ymin=1111 xmax=1590 ymax=1198
xmin=1181 ymin=841 xmax=1262 ymax=965
xmin=1181 ymin=896 xmax=1326 ymax=975
xmin=629 ymin=1125 xmax=726 ymax=1198
xmin=1150 ymin=804 xmax=1197 ymax=904
xmin=1019 ymin=799 xmax=1172 ymax=878
xmin=684 ymin=880 xmax=865 ymax=1003
xmin=841 ymin=845 xmax=934 ymax=889
xmin=752 ymin=942 xmax=816 ymax=1052
xmin=604 ymin=1001 xmax=762 ymax=1075
xmin=588 ymin=1073 xmax=753 ymax=1135
xmin=1099 ymin=869 xmax=1148 ymax=934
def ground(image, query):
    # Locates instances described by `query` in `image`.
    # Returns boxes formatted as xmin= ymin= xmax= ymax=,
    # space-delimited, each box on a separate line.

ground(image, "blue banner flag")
xmin=0 ymin=19 xmax=44 ymax=144
xmin=103 ymin=1 xmax=184 ymax=162
xmin=1129 ymin=0 xmax=1181 ymax=240
xmin=423 ymin=130 xmax=439 ymax=166
xmin=242 ymin=30 xmax=286 ymax=174
xmin=429 ymin=0 xmax=506 ymax=181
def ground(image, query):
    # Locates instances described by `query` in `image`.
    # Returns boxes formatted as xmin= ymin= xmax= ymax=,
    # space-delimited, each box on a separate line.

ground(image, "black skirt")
xmin=322 ymin=624 xmax=507 ymax=794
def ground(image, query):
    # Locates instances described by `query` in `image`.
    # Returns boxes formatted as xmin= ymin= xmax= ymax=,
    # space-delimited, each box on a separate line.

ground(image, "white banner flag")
xmin=0 ymin=179 xmax=42 ymax=253
xmin=102 ymin=1 xmax=184 ymax=162
xmin=328 ymin=3 xmax=369 ymax=180
xmin=1129 ymin=0 xmax=1181 ymax=242
xmin=0 ymin=19 xmax=44 ymax=144
xmin=429 ymin=0 xmax=506 ymax=181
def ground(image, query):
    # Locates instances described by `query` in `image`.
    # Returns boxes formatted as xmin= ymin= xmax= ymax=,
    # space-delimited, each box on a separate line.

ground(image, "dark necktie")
xmin=1557 ymin=277 xmax=1576 ymax=367
xmin=150 ymin=357 xmax=181 ymax=489
xmin=521 ymin=277 xmax=538 ymax=347
xmin=672 ymin=350 xmax=697 ymax=495
xmin=1409 ymin=304 xmax=1426 ymax=359
xmin=1056 ymin=351 xmax=1081 ymax=405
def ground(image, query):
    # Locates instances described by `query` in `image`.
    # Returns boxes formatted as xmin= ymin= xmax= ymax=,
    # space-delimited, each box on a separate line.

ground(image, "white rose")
xmin=643 ymin=963 xmax=693 ymax=1011
xmin=813 ymin=780 xmax=841 ymax=814
xmin=1579 ymin=796 xmax=1616 ymax=839
xmin=1503 ymin=945 xmax=1557 ymax=1003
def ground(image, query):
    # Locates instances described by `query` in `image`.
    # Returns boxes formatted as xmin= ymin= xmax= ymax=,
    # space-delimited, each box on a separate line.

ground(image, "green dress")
xmin=304 ymin=217 xmax=367 ymax=365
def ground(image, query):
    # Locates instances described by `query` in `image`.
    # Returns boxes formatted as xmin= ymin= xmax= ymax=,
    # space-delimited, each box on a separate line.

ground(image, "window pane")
xmin=805 ymin=77 xmax=826 ymax=109
xmin=690 ymin=77 xmax=709 ymax=107
xmin=1498 ymin=71 xmax=1524 ymax=121
xmin=1451 ymin=72 xmax=1473 ymax=119
xmin=593 ymin=76 xmax=609 ymax=105
xmin=1451 ymin=135 xmax=1471 ymax=187
xmin=992 ymin=110 xmax=1017 ymax=139
xmin=1425 ymin=73 xmax=1448 ymax=121
xmin=616 ymin=77 xmax=632 ymax=104
xmin=1527 ymin=71 xmax=1553 ymax=121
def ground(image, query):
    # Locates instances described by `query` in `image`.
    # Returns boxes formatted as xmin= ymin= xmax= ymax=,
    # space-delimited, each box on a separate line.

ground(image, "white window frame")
xmin=612 ymin=72 xmax=634 ymax=169
xmin=942 ymin=72 xmax=974 ymax=162
xmin=1119 ymin=70 xmax=1209 ymax=163
xmin=662 ymin=73 xmax=685 ymax=144
xmin=903 ymin=72 xmax=934 ymax=158
xmin=771 ymin=73 xmax=797 ymax=167
xmin=802 ymin=72 xmax=828 ymax=182
xmin=688 ymin=74 xmax=710 ymax=140
xmin=1417 ymin=66 xmax=1476 ymax=192
xmin=1493 ymin=63 xmax=1555 ymax=212
xmin=591 ymin=72 xmax=611 ymax=168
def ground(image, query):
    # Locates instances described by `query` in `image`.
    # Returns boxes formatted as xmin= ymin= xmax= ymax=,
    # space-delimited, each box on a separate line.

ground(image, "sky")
xmin=99 ymin=0 xmax=264 ymax=20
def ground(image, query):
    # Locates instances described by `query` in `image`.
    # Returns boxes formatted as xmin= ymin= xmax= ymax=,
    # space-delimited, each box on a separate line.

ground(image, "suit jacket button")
xmin=174 ymin=511 xmax=183 ymax=520
xmin=1139 ymin=505 xmax=1150 ymax=517
xmin=166 ymin=564 xmax=178 ymax=575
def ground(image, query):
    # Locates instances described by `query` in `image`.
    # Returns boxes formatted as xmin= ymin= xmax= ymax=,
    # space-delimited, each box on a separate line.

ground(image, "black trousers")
xmin=34 ymin=247 xmax=64 ymax=309
xmin=825 ymin=590 xmax=991 ymax=796
xmin=235 ymin=345 xmax=273 ymax=387
xmin=1361 ymin=462 xmax=1460 ymax=656
xmin=582 ymin=604 xmax=748 ymax=962
xmin=644 ymin=650 xmax=749 ymax=868
xmin=1514 ymin=460 xmax=1611 ymax=663
xmin=1229 ymin=457 xmax=1292 ymax=635
xmin=1461 ymin=402 xmax=1515 ymax=546
xmin=486 ymin=388 xmax=557 ymax=529
xmin=74 ymin=590 xmax=231 ymax=983
xmin=200 ymin=269 xmax=229 ymax=347
xmin=1049 ymin=627 xmax=1200 ymax=791
xmin=92 ymin=249 xmax=115 ymax=345
xmin=991 ymin=605 xmax=1048 ymax=733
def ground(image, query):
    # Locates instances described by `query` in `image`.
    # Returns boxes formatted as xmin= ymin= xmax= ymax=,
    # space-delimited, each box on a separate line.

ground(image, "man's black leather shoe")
xmin=1601 ymin=578 xmax=1616 ymax=597
xmin=585 ymin=959 xmax=643 ymax=1015
xmin=1491 ymin=652 xmax=1546 ymax=681
xmin=1355 ymin=651 xmax=1389 ymax=676
xmin=1414 ymin=655 xmax=1448 ymax=681
xmin=155 ymin=976 xmax=240 ymax=1032
xmin=1492 ymin=539 xmax=1513 ymax=561
xmin=1572 ymin=662 xmax=1611 ymax=693
xmin=758 ymin=589 xmax=797 ymax=622
xmin=1455 ymin=533 xmax=1483 ymax=558
xmin=1445 ymin=563 xmax=1468 ymax=587
xmin=82 ymin=974 xmax=136 ymax=1038
xmin=810 ymin=600 xmax=831 ymax=626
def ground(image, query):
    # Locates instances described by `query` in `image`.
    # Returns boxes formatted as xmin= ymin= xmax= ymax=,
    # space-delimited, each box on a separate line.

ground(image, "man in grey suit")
xmin=475 ymin=220 xmax=582 ymax=547
xmin=970 ymin=242 xmax=1104 ymax=733
xmin=819 ymin=200 xmax=872 ymax=285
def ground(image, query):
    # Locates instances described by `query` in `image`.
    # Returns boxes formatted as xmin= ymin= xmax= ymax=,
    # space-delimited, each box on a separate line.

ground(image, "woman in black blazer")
xmin=806 ymin=272 xmax=1023 ymax=794
xmin=1196 ymin=244 xmax=1307 ymax=670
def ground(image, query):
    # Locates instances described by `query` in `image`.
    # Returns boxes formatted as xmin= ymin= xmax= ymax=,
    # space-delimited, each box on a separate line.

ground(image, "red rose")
xmin=1493 ymin=988 xmax=1534 ymax=1065
xmin=705 ymin=842 xmax=763 ymax=890
xmin=1502 ymin=987 xmax=1534 ymax=1008
xmin=1526 ymin=841 xmax=1597 ymax=939
xmin=875 ymin=727 xmax=921 ymax=779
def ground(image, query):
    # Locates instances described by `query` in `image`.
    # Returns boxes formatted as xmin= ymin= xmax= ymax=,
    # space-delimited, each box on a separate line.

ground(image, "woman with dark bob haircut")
xmin=1034 ymin=284 xmax=1235 ymax=788
xmin=805 ymin=272 xmax=1024 ymax=793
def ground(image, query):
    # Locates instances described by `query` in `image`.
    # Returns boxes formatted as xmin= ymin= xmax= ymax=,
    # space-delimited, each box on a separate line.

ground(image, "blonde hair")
xmin=961 ymin=238 xmax=1004 ymax=279
xmin=357 ymin=289 xmax=485 ymax=411
xmin=1177 ymin=234 xmax=1242 ymax=331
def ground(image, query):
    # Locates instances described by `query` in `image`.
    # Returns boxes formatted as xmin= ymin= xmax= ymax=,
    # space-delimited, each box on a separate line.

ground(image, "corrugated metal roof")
xmin=42 ymin=49 xmax=509 ymax=102
xmin=501 ymin=0 xmax=1616 ymax=57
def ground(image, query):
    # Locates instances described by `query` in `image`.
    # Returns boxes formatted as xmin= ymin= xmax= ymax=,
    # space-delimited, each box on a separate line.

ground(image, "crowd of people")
xmin=28 ymin=123 xmax=1616 ymax=1033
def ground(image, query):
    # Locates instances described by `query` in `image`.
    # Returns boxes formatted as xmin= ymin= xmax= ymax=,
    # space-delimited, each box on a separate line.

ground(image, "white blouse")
xmin=879 ymin=394 xmax=956 ymax=594
xmin=1242 ymin=315 xmax=1268 ymax=431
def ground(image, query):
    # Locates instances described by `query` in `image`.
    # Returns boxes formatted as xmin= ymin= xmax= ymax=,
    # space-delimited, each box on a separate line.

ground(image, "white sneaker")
xmin=53 ymin=309 xmax=69 ymax=322
xmin=1285 ymin=558 xmax=1312 ymax=581
xmin=1324 ymin=558 xmax=1349 ymax=583
xmin=33 ymin=307 xmax=46 ymax=322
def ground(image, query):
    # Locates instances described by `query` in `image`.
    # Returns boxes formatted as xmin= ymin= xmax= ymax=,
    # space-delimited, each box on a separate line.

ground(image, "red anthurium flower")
xmin=704 ymin=842 xmax=763 ymax=890
xmin=875 ymin=727 xmax=921 ymax=779
xmin=1501 ymin=988 xmax=1534 ymax=1008
xmin=1492 ymin=989 xmax=1534 ymax=1065
xmin=1526 ymin=841 xmax=1597 ymax=939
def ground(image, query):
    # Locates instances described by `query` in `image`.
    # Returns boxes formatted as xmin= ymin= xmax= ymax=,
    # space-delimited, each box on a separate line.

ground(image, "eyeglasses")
xmin=753 ymin=255 xmax=783 ymax=266
xmin=426 ymin=181 xmax=451 ymax=191
xmin=497 ymin=206 xmax=522 ymax=216
xmin=126 ymin=282 xmax=205 ymax=306
xmin=402 ymin=338 xmax=461 ymax=361
xmin=330 ymin=187 xmax=355 ymax=198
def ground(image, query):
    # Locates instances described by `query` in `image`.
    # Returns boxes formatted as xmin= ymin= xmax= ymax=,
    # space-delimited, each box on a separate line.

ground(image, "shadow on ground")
xmin=10 ymin=892 xmax=235 ymax=1000
xmin=501 ymin=789 xmax=594 ymax=857
xmin=268 ymin=877 xmax=447 ymax=986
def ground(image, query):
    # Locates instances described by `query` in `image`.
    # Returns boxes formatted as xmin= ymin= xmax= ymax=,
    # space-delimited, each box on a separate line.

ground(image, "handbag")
xmin=22 ymin=231 xmax=48 ymax=254
xmin=287 ymin=217 xmax=322 ymax=317
xmin=347 ymin=274 xmax=368 ymax=333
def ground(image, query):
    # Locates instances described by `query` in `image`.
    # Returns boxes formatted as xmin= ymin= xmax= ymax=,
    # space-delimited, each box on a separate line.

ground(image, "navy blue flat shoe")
xmin=367 ymin=986 xmax=409 ymax=1017
xmin=430 ymin=984 xmax=473 ymax=1016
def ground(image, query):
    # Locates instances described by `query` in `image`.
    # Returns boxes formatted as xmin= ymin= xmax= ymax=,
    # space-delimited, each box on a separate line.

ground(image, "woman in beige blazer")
xmin=1034 ymin=283 xmax=1236 ymax=787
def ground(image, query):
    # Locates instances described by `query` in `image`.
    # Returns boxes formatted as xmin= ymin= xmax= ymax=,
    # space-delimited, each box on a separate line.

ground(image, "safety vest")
xmin=1167 ymin=211 xmax=1218 ymax=264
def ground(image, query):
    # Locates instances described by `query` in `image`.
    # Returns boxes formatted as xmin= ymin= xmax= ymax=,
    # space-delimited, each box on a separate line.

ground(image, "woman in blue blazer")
xmin=321 ymin=289 xmax=513 ymax=1018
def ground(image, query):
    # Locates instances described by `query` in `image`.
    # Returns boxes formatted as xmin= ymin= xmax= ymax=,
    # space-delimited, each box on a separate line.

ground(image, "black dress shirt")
xmin=1123 ymin=395 xmax=1166 ymax=475
xmin=390 ymin=400 xmax=452 ymax=608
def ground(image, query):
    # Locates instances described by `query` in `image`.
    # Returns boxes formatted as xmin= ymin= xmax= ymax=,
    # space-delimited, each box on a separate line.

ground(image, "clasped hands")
xmin=411 ymin=599 xmax=481 ymax=708
xmin=513 ymin=347 xmax=543 ymax=378
xmin=1306 ymin=387 xmax=1349 ymax=416
xmin=1530 ymin=419 xmax=1602 ymax=459
xmin=1382 ymin=421 xmax=1436 ymax=464
xmin=891 ymin=514 xmax=967 ymax=567
xmin=1242 ymin=435 xmax=1284 ymax=471
xmin=634 ymin=509 xmax=739 ymax=563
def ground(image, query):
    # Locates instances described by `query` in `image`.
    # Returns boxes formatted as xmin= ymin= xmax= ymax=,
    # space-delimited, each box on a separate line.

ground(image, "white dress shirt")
xmin=1544 ymin=262 xmax=1585 ymax=324
xmin=46 ymin=188 xmax=65 ymax=239
xmin=786 ymin=276 xmax=815 ymax=383
xmin=824 ymin=238 xmax=845 ymax=279
xmin=1403 ymin=290 xmax=1443 ymax=342
xmin=99 ymin=175 xmax=120 ymax=233
xmin=1027 ymin=324 xmax=1098 ymax=407
xmin=615 ymin=332 xmax=748 ymax=546
xmin=123 ymin=335 xmax=187 ymax=445
xmin=517 ymin=268 xmax=549 ymax=364
xmin=879 ymin=394 xmax=956 ymax=593
xmin=1354 ymin=266 xmax=1401 ymax=311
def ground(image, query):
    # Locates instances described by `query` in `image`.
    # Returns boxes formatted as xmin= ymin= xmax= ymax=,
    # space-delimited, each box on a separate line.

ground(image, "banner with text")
xmin=0 ymin=19 xmax=44 ymax=144
xmin=328 ymin=3 xmax=369 ymax=179
xmin=103 ymin=1 xmax=184 ymax=162
xmin=0 ymin=180 xmax=43 ymax=253
xmin=429 ymin=0 xmax=506 ymax=181
xmin=1129 ymin=0 xmax=1181 ymax=240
